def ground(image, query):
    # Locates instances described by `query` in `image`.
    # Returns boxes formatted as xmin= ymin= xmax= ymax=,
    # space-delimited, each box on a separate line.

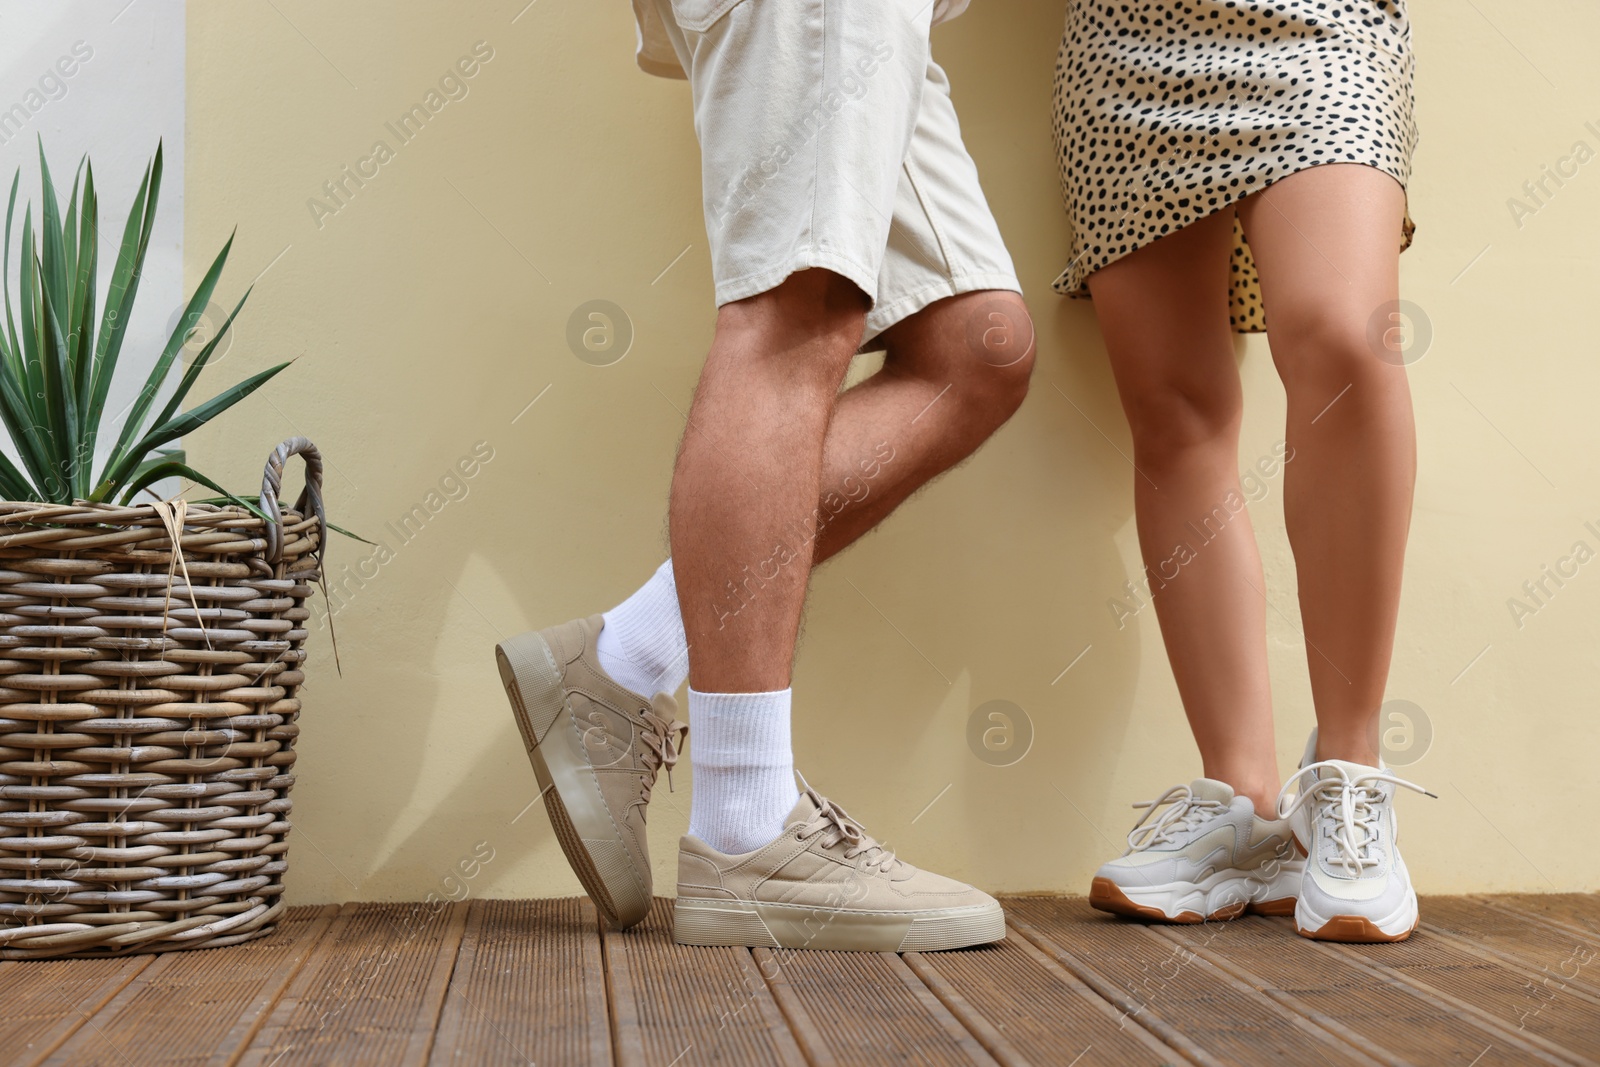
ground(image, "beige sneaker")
xmin=673 ymin=785 xmax=1005 ymax=951
xmin=495 ymin=615 xmax=686 ymax=929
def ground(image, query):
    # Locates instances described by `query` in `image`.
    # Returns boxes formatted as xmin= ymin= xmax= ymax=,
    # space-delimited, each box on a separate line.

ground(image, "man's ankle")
xmin=685 ymin=688 xmax=798 ymax=855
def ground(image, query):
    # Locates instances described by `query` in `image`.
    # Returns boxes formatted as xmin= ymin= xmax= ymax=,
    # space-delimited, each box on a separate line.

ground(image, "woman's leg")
xmin=1236 ymin=164 xmax=1415 ymax=768
xmin=1088 ymin=209 xmax=1280 ymax=817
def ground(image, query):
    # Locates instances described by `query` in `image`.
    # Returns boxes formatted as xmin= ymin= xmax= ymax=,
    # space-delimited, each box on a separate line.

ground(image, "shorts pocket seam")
xmin=670 ymin=0 xmax=749 ymax=34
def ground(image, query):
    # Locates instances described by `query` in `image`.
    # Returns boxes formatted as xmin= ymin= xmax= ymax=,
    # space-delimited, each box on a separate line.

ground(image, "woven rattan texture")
xmin=0 ymin=501 xmax=322 ymax=958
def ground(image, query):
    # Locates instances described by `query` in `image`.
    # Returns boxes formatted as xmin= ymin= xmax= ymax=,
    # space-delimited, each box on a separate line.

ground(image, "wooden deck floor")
xmin=2 ymin=893 xmax=1597 ymax=1066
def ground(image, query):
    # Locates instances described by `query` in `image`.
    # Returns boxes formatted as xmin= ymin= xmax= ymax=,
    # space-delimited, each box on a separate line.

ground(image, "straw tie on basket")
xmin=148 ymin=496 xmax=211 ymax=649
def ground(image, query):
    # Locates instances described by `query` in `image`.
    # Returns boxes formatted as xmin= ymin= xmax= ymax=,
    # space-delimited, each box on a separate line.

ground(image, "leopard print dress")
xmin=1052 ymin=0 xmax=1418 ymax=332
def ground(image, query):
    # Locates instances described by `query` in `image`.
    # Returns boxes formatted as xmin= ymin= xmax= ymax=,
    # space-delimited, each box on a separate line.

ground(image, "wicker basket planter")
xmin=0 ymin=438 xmax=325 ymax=958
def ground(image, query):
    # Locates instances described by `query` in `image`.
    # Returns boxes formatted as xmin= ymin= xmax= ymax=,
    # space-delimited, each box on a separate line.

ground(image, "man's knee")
xmin=883 ymin=289 xmax=1034 ymax=415
xmin=715 ymin=269 xmax=869 ymax=384
xmin=965 ymin=291 xmax=1035 ymax=419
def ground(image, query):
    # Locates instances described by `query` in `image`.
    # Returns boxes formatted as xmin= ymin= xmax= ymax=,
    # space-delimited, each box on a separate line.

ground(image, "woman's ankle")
xmin=1313 ymin=723 xmax=1382 ymax=767
xmin=1200 ymin=769 xmax=1281 ymax=821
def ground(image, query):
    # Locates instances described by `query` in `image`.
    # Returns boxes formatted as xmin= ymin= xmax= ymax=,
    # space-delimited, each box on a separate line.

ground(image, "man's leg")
xmin=596 ymin=290 xmax=1034 ymax=700
xmin=671 ymin=267 xmax=868 ymax=695
xmin=509 ymin=0 xmax=1022 ymax=946
xmin=667 ymin=291 xmax=1026 ymax=951
xmin=811 ymin=290 xmax=1035 ymax=562
xmin=666 ymin=269 xmax=865 ymax=854
xmin=666 ymin=279 xmax=1032 ymax=852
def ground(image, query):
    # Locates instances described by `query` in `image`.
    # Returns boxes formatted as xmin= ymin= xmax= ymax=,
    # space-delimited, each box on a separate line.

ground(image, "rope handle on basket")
xmin=260 ymin=437 xmax=326 ymax=564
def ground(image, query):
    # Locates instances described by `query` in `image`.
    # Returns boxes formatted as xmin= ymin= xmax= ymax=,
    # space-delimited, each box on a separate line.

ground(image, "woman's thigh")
xmin=1235 ymin=163 xmax=1407 ymax=377
xmin=1086 ymin=207 xmax=1242 ymax=450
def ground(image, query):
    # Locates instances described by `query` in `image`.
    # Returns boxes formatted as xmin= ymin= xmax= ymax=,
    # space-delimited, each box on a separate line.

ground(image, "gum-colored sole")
xmin=1248 ymin=896 xmax=1299 ymax=917
xmin=1297 ymin=913 xmax=1417 ymax=943
xmin=1089 ymin=877 xmax=1295 ymax=924
xmin=1089 ymin=877 xmax=1208 ymax=924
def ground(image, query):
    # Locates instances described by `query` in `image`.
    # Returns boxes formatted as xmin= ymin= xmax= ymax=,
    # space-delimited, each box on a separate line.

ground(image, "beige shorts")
xmin=651 ymin=0 xmax=1020 ymax=344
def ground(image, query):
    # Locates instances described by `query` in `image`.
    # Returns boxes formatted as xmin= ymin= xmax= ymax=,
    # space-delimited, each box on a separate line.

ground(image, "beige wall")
xmin=185 ymin=1 xmax=1600 ymax=903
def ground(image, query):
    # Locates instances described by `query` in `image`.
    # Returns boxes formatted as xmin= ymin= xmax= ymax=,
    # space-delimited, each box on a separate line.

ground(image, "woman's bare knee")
xmin=1121 ymin=379 xmax=1243 ymax=463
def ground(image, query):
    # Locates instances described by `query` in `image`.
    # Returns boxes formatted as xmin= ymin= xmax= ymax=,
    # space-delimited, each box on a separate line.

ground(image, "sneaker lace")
xmin=1277 ymin=762 xmax=1433 ymax=876
xmin=795 ymin=786 xmax=899 ymax=874
xmin=1124 ymin=784 xmax=1228 ymax=854
xmin=637 ymin=702 xmax=687 ymax=806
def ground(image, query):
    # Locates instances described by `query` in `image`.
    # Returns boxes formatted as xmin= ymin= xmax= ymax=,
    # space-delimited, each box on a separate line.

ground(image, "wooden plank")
xmin=907 ymin=921 xmax=1186 ymax=1067
xmin=0 ymin=954 xmax=152 ymax=1067
xmin=751 ymin=946 xmax=839 ymax=1067
xmin=31 ymin=905 xmax=337 ymax=1067
xmin=236 ymin=901 xmax=468 ymax=1067
xmin=757 ymin=946 xmax=998 ymax=1066
xmin=1007 ymin=897 xmax=1377 ymax=1067
xmin=1004 ymin=914 xmax=1224 ymax=1067
xmin=604 ymin=898 xmax=806 ymax=1067
xmin=1153 ymin=910 xmax=1565 ymax=1067
xmin=1319 ymin=926 xmax=1600 ymax=1066
xmin=900 ymin=954 xmax=1030 ymax=1067
xmin=427 ymin=897 xmax=608 ymax=1067
xmin=602 ymin=903 xmax=647 ymax=1067
xmin=881 ymin=952 xmax=998 ymax=1065
xmin=212 ymin=907 xmax=342 ymax=1063
xmin=4 ymin=891 xmax=1598 ymax=1067
xmin=1481 ymin=893 xmax=1600 ymax=942
xmin=1425 ymin=896 xmax=1600 ymax=1000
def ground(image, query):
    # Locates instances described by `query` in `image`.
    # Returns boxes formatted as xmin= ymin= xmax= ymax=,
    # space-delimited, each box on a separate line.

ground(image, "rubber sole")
xmin=1091 ymin=877 xmax=1222 ymax=923
xmin=674 ymin=896 xmax=1006 ymax=952
xmin=496 ymin=630 xmax=650 ymax=929
xmin=1298 ymin=913 xmax=1417 ymax=942
xmin=1090 ymin=864 xmax=1301 ymax=925
xmin=1248 ymin=895 xmax=1298 ymax=917
xmin=1295 ymin=889 xmax=1419 ymax=943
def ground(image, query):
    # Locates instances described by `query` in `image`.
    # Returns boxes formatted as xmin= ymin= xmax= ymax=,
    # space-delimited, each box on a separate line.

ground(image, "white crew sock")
xmin=687 ymin=687 xmax=800 ymax=855
xmin=595 ymin=560 xmax=689 ymax=697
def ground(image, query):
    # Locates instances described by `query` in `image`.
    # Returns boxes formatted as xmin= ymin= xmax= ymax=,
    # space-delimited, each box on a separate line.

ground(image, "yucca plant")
xmin=0 ymin=141 xmax=288 ymax=509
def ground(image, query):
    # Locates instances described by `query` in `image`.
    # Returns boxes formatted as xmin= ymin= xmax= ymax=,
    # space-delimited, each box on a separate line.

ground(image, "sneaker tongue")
xmin=1318 ymin=758 xmax=1385 ymax=780
xmin=784 ymin=788 xmax=822 ymax=828
xmin=1188 ymin=777 xmax=1236 ymax=804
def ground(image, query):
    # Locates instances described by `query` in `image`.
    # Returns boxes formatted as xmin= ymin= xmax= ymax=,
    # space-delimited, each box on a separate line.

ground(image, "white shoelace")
xmin=1123 ymin=784 xmax=1229 ymax=855
xmin=1277 ymin=762 xmax=1434 ymax=876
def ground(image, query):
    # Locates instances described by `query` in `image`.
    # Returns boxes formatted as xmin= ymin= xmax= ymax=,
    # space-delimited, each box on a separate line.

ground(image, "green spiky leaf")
xmin=0 ymin=141 xmax=332 ymax=538
xmin=117 ymin=458 xmax=269 ymax=521
xmin=93 ymin=360 xmax=291 ymax=500
xmin=102 ymin=232 xmax=236 ymax=481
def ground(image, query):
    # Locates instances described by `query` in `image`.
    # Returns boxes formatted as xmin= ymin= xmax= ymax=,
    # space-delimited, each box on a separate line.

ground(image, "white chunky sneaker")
xmin=1090 ymin=778 xmax=1302 ymax=924
xmin=1277 ymin=730 xmax=1434 ymax=943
